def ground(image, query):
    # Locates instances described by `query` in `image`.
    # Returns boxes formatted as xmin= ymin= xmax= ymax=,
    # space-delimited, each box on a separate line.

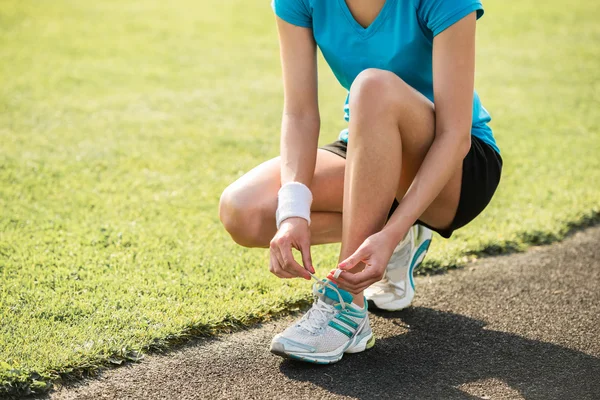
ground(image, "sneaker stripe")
xmin=335 ymin=314 xmax=359 ymax=329
xmin=328 ymin=321 xmax=354 ymax=338
xmin=409 ymin=239 xmax=431 ymax=290
xmin=342 ymin=309 xmax=366 ymax=318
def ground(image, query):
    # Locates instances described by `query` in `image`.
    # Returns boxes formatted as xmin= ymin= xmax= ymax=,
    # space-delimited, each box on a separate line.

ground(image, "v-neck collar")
xmin=338 ymin=0 xmax=393 ymax=39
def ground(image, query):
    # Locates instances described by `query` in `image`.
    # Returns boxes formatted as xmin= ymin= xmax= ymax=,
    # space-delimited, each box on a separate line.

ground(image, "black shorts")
xmin=320 ymin=136 xmax=503 ymax=238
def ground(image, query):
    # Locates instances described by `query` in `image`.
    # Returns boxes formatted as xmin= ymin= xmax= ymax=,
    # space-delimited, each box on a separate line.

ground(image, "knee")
xmin=350 ymin=68 xmax=411 ymax=115
xmin=219 ymin=185 xmax=272 ymax=248
xmin=349 ymin=69 xmax=404 ymax=110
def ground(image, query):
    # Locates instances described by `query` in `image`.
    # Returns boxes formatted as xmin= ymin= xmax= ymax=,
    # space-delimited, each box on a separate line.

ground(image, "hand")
xmin=331 ymin=230 xmax=402 ymax=293
xmin=269 ymin=217 xmax=314 ymax=280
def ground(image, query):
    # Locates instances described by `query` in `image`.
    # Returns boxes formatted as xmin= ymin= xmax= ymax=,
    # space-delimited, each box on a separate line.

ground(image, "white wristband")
xmin=276 ymin=182 xmax=313 ymax=229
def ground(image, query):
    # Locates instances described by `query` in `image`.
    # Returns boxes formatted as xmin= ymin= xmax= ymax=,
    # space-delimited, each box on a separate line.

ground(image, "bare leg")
xmin=339 ymin=69 xmax=463 ymax=306
xmin=219 ymin=149 xmax=346 ymax=248
xmin=220 ymin=70 xmax=463 ymax=295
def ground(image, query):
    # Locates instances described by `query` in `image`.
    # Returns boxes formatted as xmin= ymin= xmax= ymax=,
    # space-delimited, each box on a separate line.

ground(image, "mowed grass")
xmin=1 ymin=0 xmax=599 ymax=394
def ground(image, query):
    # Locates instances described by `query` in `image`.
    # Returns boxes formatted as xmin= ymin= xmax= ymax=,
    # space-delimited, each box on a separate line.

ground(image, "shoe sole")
xmin=270 ymin=331 xmax=375 ymax=364
xmin=367 ymin=234 xmax=432 ymax=311
xmin=368 ymin=291 xmax=414 ymax=311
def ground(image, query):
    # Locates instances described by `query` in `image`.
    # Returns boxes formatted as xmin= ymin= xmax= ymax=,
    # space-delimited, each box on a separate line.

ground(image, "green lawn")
xmin=1 ymin=0 xmax=599 ymax=395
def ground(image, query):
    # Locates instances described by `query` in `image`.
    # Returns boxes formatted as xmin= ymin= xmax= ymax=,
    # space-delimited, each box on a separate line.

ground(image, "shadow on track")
xmin=280 ymin=307 xmax=599 ymax=399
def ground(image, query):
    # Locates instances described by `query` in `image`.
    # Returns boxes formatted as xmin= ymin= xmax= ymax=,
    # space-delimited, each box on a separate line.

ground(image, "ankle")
xmin=351 ymin=293 xmax=365 ymax=308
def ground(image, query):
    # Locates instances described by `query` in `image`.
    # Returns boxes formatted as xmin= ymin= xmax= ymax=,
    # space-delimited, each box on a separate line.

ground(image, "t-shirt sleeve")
xmin=417 ymin=0 xmax=484 ymax=37
xmin=271 ymin=0 xmax=313 ymax=29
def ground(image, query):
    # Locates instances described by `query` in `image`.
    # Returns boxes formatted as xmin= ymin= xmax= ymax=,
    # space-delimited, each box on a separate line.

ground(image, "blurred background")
xmin=1 ymin=0 xmax=598 ymax=395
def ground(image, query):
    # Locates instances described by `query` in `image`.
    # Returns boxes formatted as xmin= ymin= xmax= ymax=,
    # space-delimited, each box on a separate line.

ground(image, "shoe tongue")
xmin=318 ymin=280 xmax=354 ymax=305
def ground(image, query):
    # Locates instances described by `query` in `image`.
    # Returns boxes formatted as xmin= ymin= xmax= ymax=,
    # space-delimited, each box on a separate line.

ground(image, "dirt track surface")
xmin=47 ymin=227 xmax=600 ymax=400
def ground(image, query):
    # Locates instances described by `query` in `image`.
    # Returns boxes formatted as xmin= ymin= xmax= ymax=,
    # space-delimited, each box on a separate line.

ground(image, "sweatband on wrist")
xmin=276 ymin=182 xmax=313 ymax=229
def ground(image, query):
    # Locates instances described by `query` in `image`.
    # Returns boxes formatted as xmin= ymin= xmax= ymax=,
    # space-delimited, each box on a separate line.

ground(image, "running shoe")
xmin=365 ymin=224 xmax=432 ymax=311
xmin=270 ymin=276 xmax=375 ymax=364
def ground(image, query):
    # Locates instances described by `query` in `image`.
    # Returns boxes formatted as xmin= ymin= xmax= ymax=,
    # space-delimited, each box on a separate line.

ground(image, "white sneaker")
xmin=365 ymin=224 xmax=432 ymax=311
xmin=270 ymin=278 xmax=375 ymax=364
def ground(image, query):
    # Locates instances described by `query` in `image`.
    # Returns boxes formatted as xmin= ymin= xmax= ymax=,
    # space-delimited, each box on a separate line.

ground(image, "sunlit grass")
xmin=1 ymin=0 xmax=599 ymax=395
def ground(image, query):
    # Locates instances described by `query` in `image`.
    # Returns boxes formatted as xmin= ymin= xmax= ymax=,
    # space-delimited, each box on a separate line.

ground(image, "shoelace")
xmin=296 ymin=273 xmax=348 ymax=334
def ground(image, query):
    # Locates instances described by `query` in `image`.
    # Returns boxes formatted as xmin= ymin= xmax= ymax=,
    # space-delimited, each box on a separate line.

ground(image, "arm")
xmin=269 ymin=17 xmax=320 ymax=280
xmin=383 ymin=12 xmax=476 ymax=241
xmin=276 ymin=17 xmax=320 ymax=188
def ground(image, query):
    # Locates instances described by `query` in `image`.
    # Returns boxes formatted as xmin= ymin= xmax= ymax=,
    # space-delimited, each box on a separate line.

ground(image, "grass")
xmin=1 ymin=0 xmax=599 ymax=395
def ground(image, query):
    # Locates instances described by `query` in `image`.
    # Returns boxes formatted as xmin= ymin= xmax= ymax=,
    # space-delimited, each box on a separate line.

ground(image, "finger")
xmin=326 ymin=268 xmax=343 ymax=283
xmin=337 ymin=268 xmax=380 ymax=285
xmin=270 ymin=240 xmax=286 ymax=269
xmin=299 ymin=242 xmax=315 ymax=274
xmin=338 ymin=247 xmax=368 ymax=271
xmin=349 ymin=278 xmax=381 ymax=294
xmin=337 ymin=277 xmax=379 ymax=293
xmin=281 ymin=245 xmax=311 ymax=280
xmin=270 ymin=251 xmax=295 ymax=279
xmin=269 ymin=251 xmax=282 ymax=278
xmin=335 ymin=269 xmax=382 ymax=291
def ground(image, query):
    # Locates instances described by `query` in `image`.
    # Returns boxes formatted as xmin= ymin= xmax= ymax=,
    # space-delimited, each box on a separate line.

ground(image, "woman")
xmin=219 ymin=0 xmax=502 ymax=364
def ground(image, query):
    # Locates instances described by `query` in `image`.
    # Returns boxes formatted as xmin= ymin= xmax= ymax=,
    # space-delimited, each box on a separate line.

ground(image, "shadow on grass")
xmin=280 ymin=307 xmax=600 ymax=399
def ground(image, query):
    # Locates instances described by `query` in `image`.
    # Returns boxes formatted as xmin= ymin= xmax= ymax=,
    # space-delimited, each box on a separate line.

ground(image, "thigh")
xmin=226 ymin=149 xmax=346 ymax=212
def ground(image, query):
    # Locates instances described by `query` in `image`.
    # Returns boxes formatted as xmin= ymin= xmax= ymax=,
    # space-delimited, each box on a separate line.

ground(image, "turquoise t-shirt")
xmin=272 ymin=0 xmax=499 ymax=154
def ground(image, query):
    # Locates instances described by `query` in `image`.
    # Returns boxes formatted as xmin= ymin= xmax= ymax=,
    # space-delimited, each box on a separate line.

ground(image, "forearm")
xmin=383 ymin=133 xmax=470 ymax=241
xmin=280 ymin=113 xmax=320 ymax=187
